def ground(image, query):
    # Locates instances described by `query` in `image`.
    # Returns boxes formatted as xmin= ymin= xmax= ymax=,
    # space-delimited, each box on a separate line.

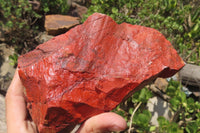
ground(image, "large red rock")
xmin=18 ymin=13 xmax=185 ymax=133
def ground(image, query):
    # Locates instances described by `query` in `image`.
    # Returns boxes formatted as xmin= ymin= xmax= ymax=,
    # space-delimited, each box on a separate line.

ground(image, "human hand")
xmin=6 ymin=70 xmax=127 ymax=133
xmin=6 ymin=69 xmax=37 ymax=133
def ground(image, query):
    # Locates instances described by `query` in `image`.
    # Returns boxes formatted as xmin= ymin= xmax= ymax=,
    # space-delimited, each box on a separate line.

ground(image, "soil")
xmin=0 ymin=43 xmax=15 ymax=95
xmin=0 ymin=43 xmax=15 ymax=133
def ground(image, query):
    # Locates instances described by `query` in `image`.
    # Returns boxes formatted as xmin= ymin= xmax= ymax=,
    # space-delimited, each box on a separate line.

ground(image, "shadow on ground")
xmin=0 ymin=49 xmax=4 ymax=68
xmin=0 ymin=49 xmax=7 ymax=96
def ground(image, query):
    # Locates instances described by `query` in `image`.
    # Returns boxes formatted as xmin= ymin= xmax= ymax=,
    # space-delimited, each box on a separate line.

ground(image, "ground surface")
xmin=0 ymin=43 xmax=16 ymax=133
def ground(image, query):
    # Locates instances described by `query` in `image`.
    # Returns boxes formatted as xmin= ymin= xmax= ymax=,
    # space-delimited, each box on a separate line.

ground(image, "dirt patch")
xmin=0 ymin=94 xmax=6 ymax=133
xmin=0 ymin=43 xmax=15 ymax=94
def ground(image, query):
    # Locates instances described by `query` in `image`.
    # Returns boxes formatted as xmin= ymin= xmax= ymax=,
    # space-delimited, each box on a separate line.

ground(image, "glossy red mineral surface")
xmin=18 ymin=13 xmax=185 ymax=133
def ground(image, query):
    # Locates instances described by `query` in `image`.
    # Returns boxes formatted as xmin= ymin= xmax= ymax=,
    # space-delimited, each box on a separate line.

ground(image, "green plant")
xmin=132 ymin=109 xmax=153 ymax=132
xmin=39 ymin=0 xmax=70 ymax=14
xmin=157 ymin=116 xmax=183 ymax=133
xmin=9 ymin=53 xmax=18 ymax=67
xmin=154 ymin=79 xmax=200 ymax=133
xmin=0 ymin=0 xmax=71 ymax=66
xmin=130 ymin=87 xmax=154 ymax=132
xmin=0 ymin=0 xmax=41 ymax=54
xmin=113 ymin=80 xmax=200 ymax=132
xmin=165 ymin=79 xmax=200 ymax=132
xmin=113 ymin=87 xmax=154 ymax=132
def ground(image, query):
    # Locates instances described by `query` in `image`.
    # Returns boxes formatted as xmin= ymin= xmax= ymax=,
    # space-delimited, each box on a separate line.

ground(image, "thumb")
xmin=76 ymin=112 xmax=127 ymax=133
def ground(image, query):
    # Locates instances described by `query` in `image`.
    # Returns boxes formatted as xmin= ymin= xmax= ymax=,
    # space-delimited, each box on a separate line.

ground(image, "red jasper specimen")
xmin=18 ymin=13 xmax=185 ymax=133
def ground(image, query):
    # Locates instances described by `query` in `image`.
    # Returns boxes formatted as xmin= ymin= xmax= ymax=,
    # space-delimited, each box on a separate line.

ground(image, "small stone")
xmin=18 ymin=13 xmax=185 ymax=133
xmin=154 ymin=78 xmax=168 ymax=92
xmin=193 ymin=91 xmax=200 ymax=97
xmin=180 ymin=64 xmax=200 ymax=87
xmin=35 ymin=32 xmax=54 ymax=44
xmin=71 ymin=2 xmax=88 ymax=18
xmin=147 ymin=96 xmax=172 ymax=126
xmin=28 ymin=0 xmax=40 ymax=11
xmin=45 ymin=15 xmax=80 ymax=35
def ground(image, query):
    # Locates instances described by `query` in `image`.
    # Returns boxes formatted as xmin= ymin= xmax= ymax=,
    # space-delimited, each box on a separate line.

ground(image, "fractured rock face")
xmin=18 ymin=13 xmax=185 ymax=133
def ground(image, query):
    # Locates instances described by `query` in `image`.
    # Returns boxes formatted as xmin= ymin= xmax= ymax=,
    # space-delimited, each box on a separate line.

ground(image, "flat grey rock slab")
xmin=0 ymin=94 xmax=6 ymax=133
